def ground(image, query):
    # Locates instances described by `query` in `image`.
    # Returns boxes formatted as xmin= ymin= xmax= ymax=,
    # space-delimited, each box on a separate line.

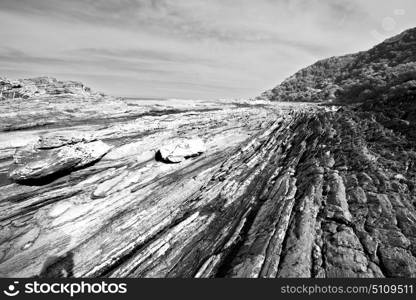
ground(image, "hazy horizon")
xmin=1 ymin=0 xmax=416 ymax=99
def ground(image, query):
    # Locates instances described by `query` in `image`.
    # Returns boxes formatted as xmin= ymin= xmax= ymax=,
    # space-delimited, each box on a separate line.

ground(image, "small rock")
xmin=158 ymin=138 xmax=206 ymax=163
xmin=17 ymin=226 xmax=41 ymax=251
xmin=378 ymin=246 xmax=416 ymax=277
xmin=48 ymin=202 xmax=74 ymax=218
xmin=394 ymin=174 xmax=406 ymax=181
xmin=348 ymin=186 xmax=367 ymax=204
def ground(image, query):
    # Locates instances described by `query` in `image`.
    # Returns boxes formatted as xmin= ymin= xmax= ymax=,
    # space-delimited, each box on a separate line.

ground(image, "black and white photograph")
xmin=0 ymin=0 xmax=416 ymax=294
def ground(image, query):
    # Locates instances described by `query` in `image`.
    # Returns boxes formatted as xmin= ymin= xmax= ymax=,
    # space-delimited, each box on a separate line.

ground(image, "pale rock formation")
xmin=158 ymin=138 xmax=206 ymax=163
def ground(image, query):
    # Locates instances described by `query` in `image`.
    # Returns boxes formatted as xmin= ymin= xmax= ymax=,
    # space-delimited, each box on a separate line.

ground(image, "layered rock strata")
xmin=1 ymin=103 xmax=414 ymax=278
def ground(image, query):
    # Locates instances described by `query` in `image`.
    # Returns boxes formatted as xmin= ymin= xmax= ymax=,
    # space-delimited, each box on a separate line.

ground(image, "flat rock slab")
xmin=38 ymin=131 xmax=96 ymax=149
xmin=8 ymin=139 xmax=111 ymax=182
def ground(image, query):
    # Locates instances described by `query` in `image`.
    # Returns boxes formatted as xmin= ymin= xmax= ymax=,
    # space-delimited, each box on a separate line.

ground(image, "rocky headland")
xmin=0 ymin=28 xmax=415 ymax=278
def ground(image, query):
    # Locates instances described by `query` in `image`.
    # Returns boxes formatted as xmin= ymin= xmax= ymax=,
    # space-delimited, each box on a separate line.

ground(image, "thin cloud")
xmin=68 ymin=48 xmax=215 ymax=65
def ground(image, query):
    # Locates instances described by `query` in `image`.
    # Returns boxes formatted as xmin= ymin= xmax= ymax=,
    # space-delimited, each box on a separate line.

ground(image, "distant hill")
xmin=258 ymin=27 xmax=416 ymax=104
xmin=0 ymin=76 xmax=103 ymax=100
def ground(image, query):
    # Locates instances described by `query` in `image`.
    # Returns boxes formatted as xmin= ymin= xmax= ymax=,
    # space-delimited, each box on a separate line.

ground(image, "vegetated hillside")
xmin=259 ymin=27 xmax=416 ymax=144
xmin=259 ymin=27 xmax=416 ymax=104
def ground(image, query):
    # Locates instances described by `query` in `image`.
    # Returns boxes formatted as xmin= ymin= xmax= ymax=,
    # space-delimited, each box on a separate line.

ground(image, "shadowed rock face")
xmin=0 ymin=29 xmax=415 ymax=278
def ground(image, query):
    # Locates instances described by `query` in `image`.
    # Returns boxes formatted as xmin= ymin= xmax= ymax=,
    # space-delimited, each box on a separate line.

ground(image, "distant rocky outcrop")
xmin=0 ymin=76 xmax=101 ymax=100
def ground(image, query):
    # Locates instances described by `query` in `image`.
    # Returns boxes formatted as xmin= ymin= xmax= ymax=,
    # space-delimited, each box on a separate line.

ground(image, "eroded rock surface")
xmin=0 ymin=95 xmax=288 ymax=277
xmin=1 ymin=101 xmax=414 ymax=278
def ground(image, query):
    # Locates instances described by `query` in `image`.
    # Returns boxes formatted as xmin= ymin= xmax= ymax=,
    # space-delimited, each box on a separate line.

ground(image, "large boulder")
xmin=158 ymin=138 xmax=206 ymax=163
xmin=8 ymin=132 xmax=111 ymax=182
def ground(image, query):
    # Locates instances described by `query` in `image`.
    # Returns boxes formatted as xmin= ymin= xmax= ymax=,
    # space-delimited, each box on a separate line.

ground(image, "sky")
xmin=0 ymin=0 xmax=415 ymax=99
